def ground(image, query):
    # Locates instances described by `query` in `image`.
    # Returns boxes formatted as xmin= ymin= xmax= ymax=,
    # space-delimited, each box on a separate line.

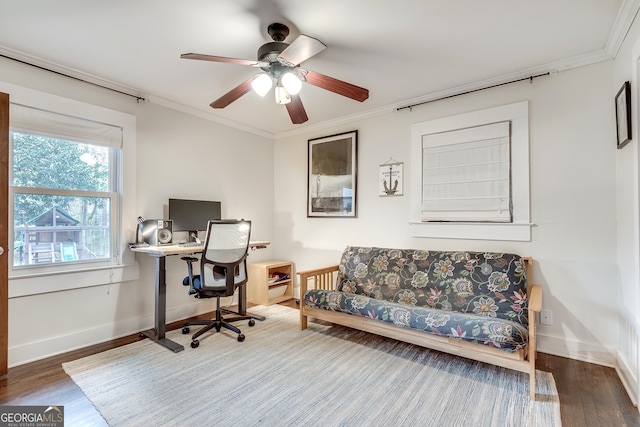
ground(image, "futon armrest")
xmin=297 ymin=265 xmax=339 ymax=294
xmin=529 ymin=285 xmax=542 ymax=312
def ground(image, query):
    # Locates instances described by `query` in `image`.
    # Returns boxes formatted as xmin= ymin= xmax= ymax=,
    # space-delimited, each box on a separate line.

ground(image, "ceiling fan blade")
xmin=210 ymin=77 xmax=255 ymax=109
xmin=278 ymin=35 xmax=326 ymax=66
xmin=285 ymin=94 xmax=308 ymax=124
xmin=303 ymin=70 xmax=369 ymax=102
xmin=181 ymin=53 xmax=268 ymax=67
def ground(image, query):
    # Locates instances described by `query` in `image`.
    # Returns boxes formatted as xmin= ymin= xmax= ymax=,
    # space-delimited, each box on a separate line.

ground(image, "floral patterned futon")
xmin=302 ymin=247 xmax=530 ymax=352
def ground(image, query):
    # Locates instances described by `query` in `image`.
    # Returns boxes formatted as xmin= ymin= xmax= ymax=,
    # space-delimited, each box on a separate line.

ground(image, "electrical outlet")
xmin=540 ymin=309 xmax=553 ymax=325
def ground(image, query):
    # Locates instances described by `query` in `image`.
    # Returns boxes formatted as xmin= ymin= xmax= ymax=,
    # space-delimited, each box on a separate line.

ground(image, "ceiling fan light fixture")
xmin=182 ymin=22 xmax=368 ymax=124
xmin=281 ymin=72 xmax=302 ymax=95
xmin=251 ymin=73 xmax=273 ymax=96
xmin=275 ymin=84 xmax=292 ymax=104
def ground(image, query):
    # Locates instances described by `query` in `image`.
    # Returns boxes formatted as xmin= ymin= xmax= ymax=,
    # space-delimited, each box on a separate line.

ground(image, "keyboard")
xmin=178 ymin=241 xmax=202 ymax=247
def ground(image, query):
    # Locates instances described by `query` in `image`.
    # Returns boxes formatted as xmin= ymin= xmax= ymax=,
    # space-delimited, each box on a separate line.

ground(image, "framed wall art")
xmin=308 ymin=130 xmax=358 ymax=217
xmin=616 ymin=81 xmax=632 ymax=149
xmin=379 ymin=159 xmax=403 ymax=196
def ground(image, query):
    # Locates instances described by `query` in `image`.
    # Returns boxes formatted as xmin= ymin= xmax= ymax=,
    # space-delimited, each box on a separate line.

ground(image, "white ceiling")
xmin=0 ymin=0 xmax=633 ymax=136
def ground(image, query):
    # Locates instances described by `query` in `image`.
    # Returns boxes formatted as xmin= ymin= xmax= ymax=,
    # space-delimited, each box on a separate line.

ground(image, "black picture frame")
xmin=307 ymin=130 xmax=358 ymax=217
xmin=616 ymin=81 xmax=632 ymax=149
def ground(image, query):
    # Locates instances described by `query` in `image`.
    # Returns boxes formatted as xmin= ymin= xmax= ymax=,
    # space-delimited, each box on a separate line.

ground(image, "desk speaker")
xmin=141 ymin=219 xmax=173 ymax=245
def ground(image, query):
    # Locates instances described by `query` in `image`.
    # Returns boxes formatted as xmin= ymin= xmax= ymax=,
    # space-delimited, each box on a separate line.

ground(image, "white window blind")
xmin=10 ymin=103 xmax=123 ymax=148
xmin=421 ymin=121 xmax=511 ymax=222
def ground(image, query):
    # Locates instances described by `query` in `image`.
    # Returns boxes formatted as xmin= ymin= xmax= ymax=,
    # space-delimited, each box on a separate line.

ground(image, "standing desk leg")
xmin=239 ymin=283 xmax=265 ymax=321
xmin=140 ymin=255 xmax=184 ymax=352
xmin=221 ymin=283 xmax=266 ymax=321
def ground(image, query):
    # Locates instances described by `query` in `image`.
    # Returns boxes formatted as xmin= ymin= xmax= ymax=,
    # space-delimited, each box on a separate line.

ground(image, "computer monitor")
xmin=168 ymin=198 xmax=222 ymax=242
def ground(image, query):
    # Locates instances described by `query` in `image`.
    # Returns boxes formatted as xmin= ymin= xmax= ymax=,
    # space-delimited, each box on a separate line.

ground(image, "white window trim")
xmin=410 ymin=101 xmax=532 ymax=241
xmin=0 ymin=82 xmax=139 ymax=297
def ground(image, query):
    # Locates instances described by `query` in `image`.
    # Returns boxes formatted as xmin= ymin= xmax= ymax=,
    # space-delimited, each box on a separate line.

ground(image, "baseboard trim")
xmin=534 ymin=333 xmax=617 ymax=367
xmin=7 ymin=298 xmax=223 ymax=367
xmin=6 ymin=310 xmax=624 ymax=374
xmin=617 ymin=350 xmax=639 ymax=407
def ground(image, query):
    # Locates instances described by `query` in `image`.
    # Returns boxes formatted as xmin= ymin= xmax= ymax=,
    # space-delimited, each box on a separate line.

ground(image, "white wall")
xmin=274 ymin=59 xmax=619 ymax=366
xmin=0 ymin=57 xmax=276 ymax=366
xmin=613 ymin=9 xmax=640 ymax=407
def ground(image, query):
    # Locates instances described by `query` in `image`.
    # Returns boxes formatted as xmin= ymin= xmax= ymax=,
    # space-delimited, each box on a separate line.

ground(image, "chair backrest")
xmin=198 ymin=220 xmax=251 ymax=295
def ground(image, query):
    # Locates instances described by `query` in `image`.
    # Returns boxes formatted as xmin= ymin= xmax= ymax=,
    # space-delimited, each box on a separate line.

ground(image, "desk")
xmin=131 ymin=241 xmax=270 ymax=353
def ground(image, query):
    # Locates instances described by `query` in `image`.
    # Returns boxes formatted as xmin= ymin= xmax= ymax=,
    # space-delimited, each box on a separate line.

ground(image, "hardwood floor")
xmin=536 ymin=352 xmax=639 ymax=427
xmin=0 ymin=302 xmax=637 ymax=426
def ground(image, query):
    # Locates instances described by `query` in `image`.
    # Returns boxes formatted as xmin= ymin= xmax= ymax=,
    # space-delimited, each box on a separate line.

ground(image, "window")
xmin=11 ymin=120 xmax=118 ymax=268
xmin=410 ymin=101 xmax=531 ymax=241
xmin=2 ymin=82 xmax=137 ymax=296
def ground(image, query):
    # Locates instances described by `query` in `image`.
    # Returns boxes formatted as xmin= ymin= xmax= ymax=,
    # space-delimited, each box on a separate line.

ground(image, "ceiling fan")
xmin=181 ymin=23 xmax=369 ymax=124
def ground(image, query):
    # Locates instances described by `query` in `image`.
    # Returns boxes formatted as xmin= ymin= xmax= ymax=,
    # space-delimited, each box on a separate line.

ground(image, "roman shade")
xmin=10 ymin=103 xmax=122 ymax=148
xmin=421 ymin=121 xmax=511 ymax=222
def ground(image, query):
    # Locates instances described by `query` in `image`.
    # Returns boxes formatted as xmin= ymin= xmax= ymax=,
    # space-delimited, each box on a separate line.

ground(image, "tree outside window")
xmin=11 ymin=133 xmax=115 ymax=266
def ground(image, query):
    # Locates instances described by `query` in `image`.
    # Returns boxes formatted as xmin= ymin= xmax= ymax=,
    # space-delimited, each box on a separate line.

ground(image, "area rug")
xmin=63 ymin=305 xmax=561 ymax=426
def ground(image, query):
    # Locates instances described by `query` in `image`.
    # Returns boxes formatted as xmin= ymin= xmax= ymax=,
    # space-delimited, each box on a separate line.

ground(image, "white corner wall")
xmin=613 ymin=8 xmax=640 ymax=407
xmin=0 ymin=57 xmax=276 ymax=366
xmin=274 ymin=59 xmax=619 ymax=366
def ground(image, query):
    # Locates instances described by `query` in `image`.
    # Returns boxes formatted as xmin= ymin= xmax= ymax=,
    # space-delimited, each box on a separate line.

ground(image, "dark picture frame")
xmin=616 ymin=81 xmax=632 ymax=149
xmin=307 ymin=130 xmax=358 ymax=217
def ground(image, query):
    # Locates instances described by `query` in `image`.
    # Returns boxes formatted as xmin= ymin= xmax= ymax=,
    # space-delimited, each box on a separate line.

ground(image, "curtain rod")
xmin=0 ymin=53 xmax=146 ymax=102
xmin=396 ymin=72 xmax=550 ymax=112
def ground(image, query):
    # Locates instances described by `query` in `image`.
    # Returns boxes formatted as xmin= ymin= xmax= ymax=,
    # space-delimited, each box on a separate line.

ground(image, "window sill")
xmin=9 ymin=263 xmax=140 ymax=298
xmin=409 ymin=221 xmax=533 ymax=242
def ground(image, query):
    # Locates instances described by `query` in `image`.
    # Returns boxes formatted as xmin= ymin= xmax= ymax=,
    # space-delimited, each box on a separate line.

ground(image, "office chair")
xmin=181 ymin=220 xmax=255 ymax=347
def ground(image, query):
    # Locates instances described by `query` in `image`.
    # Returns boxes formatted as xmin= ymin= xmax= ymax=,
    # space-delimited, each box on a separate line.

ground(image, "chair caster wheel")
xmin=191 ymin=339 xmax=199 ymax=348
xmin=182 ymin=327 xmax=190 ymax=334
xmin=248 ymin=319 xmax=255 ymax=327
xmin=138 ymin=333 xmax=145 ymax=339
xmin=237 ymin=334 xmax=245 ymax=342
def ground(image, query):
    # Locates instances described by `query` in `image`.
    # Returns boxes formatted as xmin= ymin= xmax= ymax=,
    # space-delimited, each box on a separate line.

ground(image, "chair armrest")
xmin=181 ymin=256 xmax=200 ymax=295
xmin=528 ymin=285 xmax=542 ymax=312
xmin=297 ymin=265 xmax=340 ymax=295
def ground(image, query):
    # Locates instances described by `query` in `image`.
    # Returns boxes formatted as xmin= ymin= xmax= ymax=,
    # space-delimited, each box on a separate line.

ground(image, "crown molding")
xmin=147 ymin=95 xmax=274 ymax=139
xmin=274 ymin=104 xmax=392 ymax=140
xmin=0 ymin=45 xmax=275 ymax=139
xmin=0 ymin=45 xmax=146 ymax=100
xmin=275 ymin=49 xmax=614 ymax=140
xmin=0 ymin=42 xmax=617 ymax=142
xmin=606 ymin=0 xmax=640 ymax=57
xmin=390 ymin=50 xmax=612 ymax=114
